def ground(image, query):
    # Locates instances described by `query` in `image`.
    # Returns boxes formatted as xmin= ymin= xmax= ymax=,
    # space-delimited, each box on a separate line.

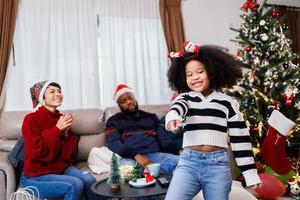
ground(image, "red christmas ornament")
xmin=272 ymin=99 xmax=279 ymax=109
xmin=236 ymin=49 xmax=242 ymax=57
xmin=282 ymin=94 xmax=295 ymax=107
xmin=271 ymin=10 xmax=279 ymax=17
xmin=255 ymin=173 xmax=286 ymax=199
xmin=251 ymin=127 xmax=259 ymax=134
xmin=245 ymin=45 xmax=252 ymax=52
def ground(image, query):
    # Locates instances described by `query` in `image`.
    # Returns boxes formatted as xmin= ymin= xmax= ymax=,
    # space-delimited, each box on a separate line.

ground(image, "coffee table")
xmin=91 ymin=174 xmax=172 ymax=199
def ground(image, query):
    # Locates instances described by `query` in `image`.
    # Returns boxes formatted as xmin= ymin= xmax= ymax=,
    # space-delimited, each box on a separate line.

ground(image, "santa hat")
xmin=113 ymin=84 xmax=134 ymax=102
xmin=288 ymin=178 xmax=297 ymax=185
xmin=30 ymin=80 xmax=52 ymax=109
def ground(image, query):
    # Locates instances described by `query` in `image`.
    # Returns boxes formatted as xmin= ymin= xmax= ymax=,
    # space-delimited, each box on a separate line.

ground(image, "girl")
xmin=20 ymin=81 xmax=99 ymax=200
xmin=165 ymin=44 xmax=261 ymax=200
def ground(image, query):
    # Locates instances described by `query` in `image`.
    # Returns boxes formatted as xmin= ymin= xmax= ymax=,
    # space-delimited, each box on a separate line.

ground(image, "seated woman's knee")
xmin=81 ymin=172 xmax=96 ymax=186
xmin=69 ymin=176 xmax=84 ymax=191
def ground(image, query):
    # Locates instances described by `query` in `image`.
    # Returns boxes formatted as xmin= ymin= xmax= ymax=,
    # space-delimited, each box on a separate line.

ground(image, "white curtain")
xmin=96 ymin=0 xmax=170 ymax=107
xmin=5 ymin=0 xmax=170 ymax=111
xmin=5 ymin=0 xmax=100 ymax=111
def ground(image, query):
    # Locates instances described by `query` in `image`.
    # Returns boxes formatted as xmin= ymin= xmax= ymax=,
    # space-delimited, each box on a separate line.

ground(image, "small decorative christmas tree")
xmin=131 ymin=162 xmax=142 ymax=182
xmin=107 ymin=153 xmax=123 ymax=190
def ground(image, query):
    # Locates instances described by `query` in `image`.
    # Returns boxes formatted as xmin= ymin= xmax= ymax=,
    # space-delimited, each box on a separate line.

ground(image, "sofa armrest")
xmin=0 ymin=151 xmax=16 ymax=200
xmin=0 ymin=169 xmax=6 ymax=200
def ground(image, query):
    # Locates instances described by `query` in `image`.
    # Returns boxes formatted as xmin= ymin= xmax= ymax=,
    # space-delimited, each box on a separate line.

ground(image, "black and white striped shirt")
xmin=165 ymin=91 xmax=261 ymax=186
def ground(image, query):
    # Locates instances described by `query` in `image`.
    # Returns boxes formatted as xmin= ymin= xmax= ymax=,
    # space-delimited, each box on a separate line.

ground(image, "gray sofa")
xmin=0 ymin=104 xmax=251 ymax=200
xmin=0 ymin=104 xmax=173 ymax=200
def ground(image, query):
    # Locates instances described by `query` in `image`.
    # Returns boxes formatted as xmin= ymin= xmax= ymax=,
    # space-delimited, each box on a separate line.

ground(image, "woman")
xmin=20 ymin=80 xmax=98 ymax=200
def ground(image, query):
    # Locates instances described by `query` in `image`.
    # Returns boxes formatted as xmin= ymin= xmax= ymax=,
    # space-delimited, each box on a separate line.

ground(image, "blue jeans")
xmin=20 ymin=166 xmax=99 ymax=200
xmin=165 ymin=148 xmax=232 ymax=200
xmin=120 ymin=152 xmax=179 ymax=174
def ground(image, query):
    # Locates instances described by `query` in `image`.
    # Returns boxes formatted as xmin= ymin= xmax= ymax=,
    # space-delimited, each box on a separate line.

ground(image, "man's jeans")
xmin=165 ymin=148 xmax=232 ymax=200
xmin=20 ymin=166 xmax=99 ymax=200
xmin=120 ymin=152 xmax=179 ymax=174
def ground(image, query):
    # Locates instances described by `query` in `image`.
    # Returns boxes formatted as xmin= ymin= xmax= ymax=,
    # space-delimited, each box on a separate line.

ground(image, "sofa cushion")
xmin=0 ymin=133 xmax=106 ymax=162
xmin=0 ymin=109 xmax=105 ymax=140
xmin=77 ymin=134 xmax=106 ymax=161
xmin=0 ymin=111 xmax=27 ymax=140
xmin=63 ymin=109 xmax=105 ymax=136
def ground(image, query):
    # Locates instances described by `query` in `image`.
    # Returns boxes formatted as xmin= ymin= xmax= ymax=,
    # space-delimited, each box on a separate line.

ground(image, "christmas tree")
xmin=107 ymin=153 xmax=123 ymax=189
xmin=131 ymin=162 xmax=142 ymax=182
xmin=229 ymin=0 xmax=300 ymax=176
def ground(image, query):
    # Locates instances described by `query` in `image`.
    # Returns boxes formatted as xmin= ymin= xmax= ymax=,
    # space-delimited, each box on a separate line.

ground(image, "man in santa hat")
xmin=105 ymin=84 xmax=179 ymax=174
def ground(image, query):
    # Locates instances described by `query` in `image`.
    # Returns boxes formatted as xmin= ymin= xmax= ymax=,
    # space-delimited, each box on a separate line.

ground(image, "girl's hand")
xmin=56 ymin=113 xmax=74 ymax=131
xmin=251 ymin=183 xmax=261 ymax=189
xmin=167 ymin=120 xmax=182 ymax=133
xmin=247 ymin=183 xmax=261 ymax=193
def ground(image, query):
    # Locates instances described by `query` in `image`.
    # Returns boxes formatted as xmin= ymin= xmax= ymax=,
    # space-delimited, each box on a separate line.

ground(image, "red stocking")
xmin=261 ymin=126 xmax=291 ymax=174
xmin=261 ymin=110 xmax=295 ymax=175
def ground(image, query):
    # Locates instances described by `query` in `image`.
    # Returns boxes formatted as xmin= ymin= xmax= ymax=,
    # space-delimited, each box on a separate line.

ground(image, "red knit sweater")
xmin=22 ymin=106 xmax=78 ymax=177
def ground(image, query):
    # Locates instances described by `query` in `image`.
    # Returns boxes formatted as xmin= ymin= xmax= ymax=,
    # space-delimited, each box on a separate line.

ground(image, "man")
xmin=105 ymin=84 xmax=179 ymax=174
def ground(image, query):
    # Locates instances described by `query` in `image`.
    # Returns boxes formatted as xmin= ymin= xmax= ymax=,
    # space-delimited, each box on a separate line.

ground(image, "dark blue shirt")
xmin=105 ymin=110 xmax=180 ymax=159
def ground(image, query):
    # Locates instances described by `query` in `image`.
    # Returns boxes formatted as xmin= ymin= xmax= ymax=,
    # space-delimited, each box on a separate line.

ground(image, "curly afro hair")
xmin=167 ymin=45 xmax=243 ymax=93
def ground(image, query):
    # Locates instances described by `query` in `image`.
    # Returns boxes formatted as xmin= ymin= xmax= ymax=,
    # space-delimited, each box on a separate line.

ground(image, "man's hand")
xmin=134 ymin=154 xmax=152 ymax=167
xmin=167 ymin=120 xmax=182 ymax=133
xmin=178 ymin=149 xmax=183 ymax=155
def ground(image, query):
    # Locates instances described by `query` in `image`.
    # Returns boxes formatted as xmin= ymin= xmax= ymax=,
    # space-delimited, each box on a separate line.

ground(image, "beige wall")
xmin=182 ymin=0 xmax=300 ymax=54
